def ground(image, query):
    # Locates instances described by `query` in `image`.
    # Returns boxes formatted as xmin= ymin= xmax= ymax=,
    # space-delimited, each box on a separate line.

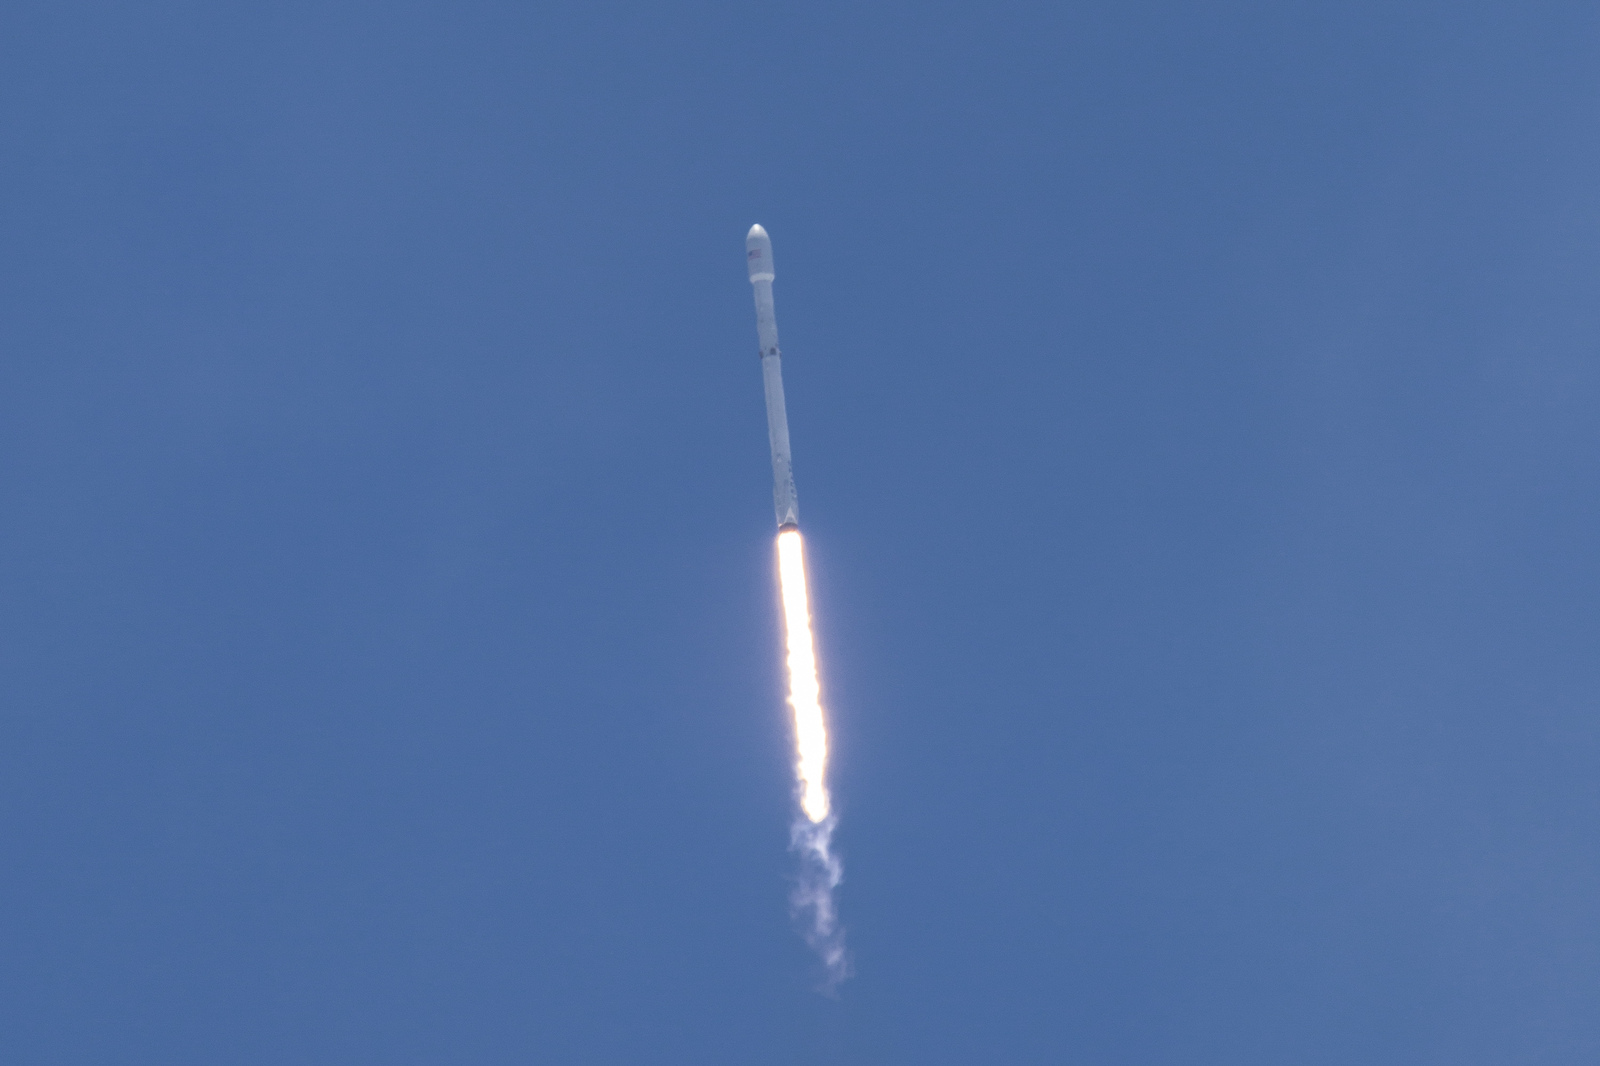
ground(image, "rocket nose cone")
xmin=746 ymin=224 xmax=774 ymax=281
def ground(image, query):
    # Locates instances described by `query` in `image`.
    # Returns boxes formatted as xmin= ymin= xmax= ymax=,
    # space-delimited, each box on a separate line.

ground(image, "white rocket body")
xmin=747 ymin=224 xmax=800 ymax=530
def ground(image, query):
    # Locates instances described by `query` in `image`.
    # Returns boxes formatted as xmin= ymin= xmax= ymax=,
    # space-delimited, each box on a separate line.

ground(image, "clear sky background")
xmin=2 ymin=2 xmax=1598 ymax=1063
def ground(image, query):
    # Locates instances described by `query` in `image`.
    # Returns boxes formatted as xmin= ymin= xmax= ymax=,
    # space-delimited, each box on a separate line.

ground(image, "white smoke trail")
xmin=791 ymin=814 xmax=848 ymax=988
xmin=775 ymin=528 xmax=848 ymax=986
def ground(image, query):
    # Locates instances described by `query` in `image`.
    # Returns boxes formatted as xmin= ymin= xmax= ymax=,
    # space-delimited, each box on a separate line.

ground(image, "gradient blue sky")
xmin=2 ymin=2 xmax=1599 ymax=1063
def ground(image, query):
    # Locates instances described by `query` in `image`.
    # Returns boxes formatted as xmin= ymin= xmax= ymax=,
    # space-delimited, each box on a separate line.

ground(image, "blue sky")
xmin=1 ymin=1 xmax=1598 ymax=1062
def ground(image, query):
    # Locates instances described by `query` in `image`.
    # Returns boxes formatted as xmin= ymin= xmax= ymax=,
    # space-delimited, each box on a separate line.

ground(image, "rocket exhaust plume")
xmin=777 ymin=529 xmax=828 ymax=823
xmin=778 ymin=529 xmax=846 ymax=982
xmin=747 ymin=224 xmax=848 ymax=985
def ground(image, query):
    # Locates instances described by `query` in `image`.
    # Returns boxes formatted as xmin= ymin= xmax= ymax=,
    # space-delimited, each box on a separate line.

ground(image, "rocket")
xmin=746 ymin=224 xmax=800 ymax=531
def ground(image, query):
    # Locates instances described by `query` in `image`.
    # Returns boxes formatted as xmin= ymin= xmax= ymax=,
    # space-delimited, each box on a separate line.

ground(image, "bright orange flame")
xmin=777 ymin=529 xmax=830 ymax=822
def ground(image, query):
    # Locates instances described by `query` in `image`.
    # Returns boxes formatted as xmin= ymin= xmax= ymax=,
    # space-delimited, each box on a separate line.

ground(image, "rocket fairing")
xmin=747 ymin=224 xmax=800 ymax=531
